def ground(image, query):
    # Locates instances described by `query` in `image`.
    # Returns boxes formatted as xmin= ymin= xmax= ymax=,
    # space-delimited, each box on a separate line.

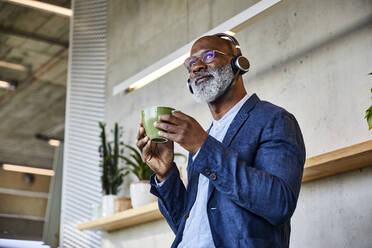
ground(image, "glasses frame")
xmin=184 ymin=50 xmax=230 ymax=72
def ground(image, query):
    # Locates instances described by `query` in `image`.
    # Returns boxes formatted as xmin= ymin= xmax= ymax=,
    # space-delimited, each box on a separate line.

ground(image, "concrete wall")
xmin=103 ymin=0 xmax=372 ymax=247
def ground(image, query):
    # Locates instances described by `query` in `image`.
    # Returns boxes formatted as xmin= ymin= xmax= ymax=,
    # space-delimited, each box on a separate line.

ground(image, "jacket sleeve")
xmin=192 ymin=110 xmax=306 ymax=226
xmin=150 ymin=163 xmax=187 ymax=234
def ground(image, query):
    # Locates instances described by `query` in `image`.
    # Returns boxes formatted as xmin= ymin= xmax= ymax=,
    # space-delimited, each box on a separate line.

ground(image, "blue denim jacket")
xmin=150 ymin=94 xmax=306 ymax=248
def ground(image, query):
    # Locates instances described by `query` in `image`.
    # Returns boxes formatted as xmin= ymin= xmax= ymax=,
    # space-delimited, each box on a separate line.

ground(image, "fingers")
xmin=154 ymin=121 xmax=178 ymax=133
xmin=137 ymin=121 xmax=148 ymax=151
xmin=158 ymin=131 xmax=177 ymax=142
xmin=169 ymin=111 xmax=189 ymax=121
xmin=159 ymin=112 xmax=183 ymax=125
xmin=137 ymin=135 xmax=149 ymax=150
xmin=142 ymin=139 xmax=152 ymax=162
xmin=137 ymin=126 xmax=144 ymax=139
xmin=137 ymin=119 xmax=147 ymax=140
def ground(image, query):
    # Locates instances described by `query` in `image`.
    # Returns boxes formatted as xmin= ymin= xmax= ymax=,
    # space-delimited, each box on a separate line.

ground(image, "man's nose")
xmin=191 ymin=59 xmax=207 ymax=74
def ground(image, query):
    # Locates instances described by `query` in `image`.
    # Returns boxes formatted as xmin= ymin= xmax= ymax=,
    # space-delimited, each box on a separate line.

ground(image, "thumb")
xmin=142 ymin=140 xmax=152 ymax=161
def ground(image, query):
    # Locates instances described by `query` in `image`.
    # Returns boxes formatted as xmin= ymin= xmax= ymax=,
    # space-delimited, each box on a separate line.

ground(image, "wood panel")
xmin=303 ymin=139 xmax=372 ymax=182
xmin=77 ymin=201 xmax=162 ymax=232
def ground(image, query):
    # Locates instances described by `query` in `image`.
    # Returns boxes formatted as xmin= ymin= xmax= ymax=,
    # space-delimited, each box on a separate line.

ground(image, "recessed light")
xmin=48 ymin=139 xmax=61 ymax=147
xmin=0 ymin=80 xmax=17 ymax=90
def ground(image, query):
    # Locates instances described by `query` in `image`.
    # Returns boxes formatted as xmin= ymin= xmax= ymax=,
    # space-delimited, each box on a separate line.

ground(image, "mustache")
xmin=190 ymin=71 xmax=215 ymax=84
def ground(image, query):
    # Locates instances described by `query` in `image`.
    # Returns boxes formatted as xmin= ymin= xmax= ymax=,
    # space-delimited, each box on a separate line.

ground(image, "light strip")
xmin=126 ymin=52 xmax=190 ymax=92
xmin=0 ymin=80 xmax=10 ymax=89
xmin=3 ymin=0 xmax=72 ymax=17
xmin=48 ymin=139 xmax=61 ymax=147
xmin=113 ymin=0 xmax=282 ymax=95
xmin=0 ymin=61 xmax=27 ymax=71
xmin=224 ymin=31 xmax=236 ymax=36
xmin=2 ymin=164 xmax=55 ymax=176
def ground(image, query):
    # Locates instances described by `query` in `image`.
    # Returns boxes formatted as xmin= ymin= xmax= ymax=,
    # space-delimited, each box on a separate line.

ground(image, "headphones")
xmin=187 ymin=33 xmax=250 ymax=94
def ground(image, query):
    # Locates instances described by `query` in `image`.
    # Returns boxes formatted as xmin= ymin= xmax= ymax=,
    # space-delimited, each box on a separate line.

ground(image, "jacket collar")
xmin=221 ymin=93 xmax=260 ymax=147
xmin=189 ymin=93 xmax=260 ymax=172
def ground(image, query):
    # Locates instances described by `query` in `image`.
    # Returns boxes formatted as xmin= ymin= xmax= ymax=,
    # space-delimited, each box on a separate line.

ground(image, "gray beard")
xmin=190 ymin=63 xmax=235 ymax=103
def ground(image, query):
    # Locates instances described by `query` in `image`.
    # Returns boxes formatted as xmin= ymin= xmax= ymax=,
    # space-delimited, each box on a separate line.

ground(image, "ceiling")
xmin=0 ymin=0 xmax=70 ymax=170
xmin=0 ymin=0 xmax=70 ymax=242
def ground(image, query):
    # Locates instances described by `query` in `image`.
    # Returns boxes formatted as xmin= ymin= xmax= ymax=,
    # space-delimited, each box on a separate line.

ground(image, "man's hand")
xmin=154 ymin=111 xmax=208 ymax=154
xmin=136 ymin=121 xmax=174 ymax=182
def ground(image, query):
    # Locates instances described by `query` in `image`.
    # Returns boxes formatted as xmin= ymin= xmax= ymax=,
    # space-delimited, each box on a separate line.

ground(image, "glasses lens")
xmin=184 ymin=50 xmax=216 ymax=72
xmin=184 ymin=56 xmax=196 ymax=71
xmin=202 ymin=50 xmax=215 ymax=64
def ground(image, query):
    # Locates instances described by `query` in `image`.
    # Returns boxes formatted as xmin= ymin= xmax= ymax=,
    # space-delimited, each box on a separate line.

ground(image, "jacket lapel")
xmin=207 ymin=94 xmax=260 ymax=201
xmin=222 ymin=93 xmax=260 ymax=147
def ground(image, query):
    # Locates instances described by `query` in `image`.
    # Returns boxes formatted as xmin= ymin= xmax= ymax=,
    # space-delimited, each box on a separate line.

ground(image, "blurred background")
xmin=0 ymin=0 xmax=69 ymax=245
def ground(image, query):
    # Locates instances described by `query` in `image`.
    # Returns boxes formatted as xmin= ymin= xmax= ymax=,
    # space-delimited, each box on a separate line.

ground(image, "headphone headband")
xmin=214 ymin=33 xmax=242 ymax=56
xmin=213 ymin=33 xmax=249 ymax=75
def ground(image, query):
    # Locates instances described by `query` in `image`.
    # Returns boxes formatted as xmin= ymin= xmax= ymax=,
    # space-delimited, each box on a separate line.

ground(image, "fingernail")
xmin=154 ymin=122 xmax=158 ymax=127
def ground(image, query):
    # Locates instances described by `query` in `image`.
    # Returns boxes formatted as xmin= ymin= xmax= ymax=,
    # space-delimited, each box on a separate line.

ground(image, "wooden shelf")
xmin=78 ymin=140 xmax=372 ymax=232
xmin=77 ymin=201 xmax=163 ymax=232
xmin=303 ymin=139 xmax=372 ymax=182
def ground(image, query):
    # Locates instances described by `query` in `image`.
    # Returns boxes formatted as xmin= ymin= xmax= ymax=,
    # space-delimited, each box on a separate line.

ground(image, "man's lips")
xmin=195 ymin=75 xmax=212 ymax=84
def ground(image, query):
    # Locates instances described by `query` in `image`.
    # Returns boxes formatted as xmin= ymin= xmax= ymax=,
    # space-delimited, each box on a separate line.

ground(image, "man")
xmin=136 ymin=33 xmax=306 ymax=248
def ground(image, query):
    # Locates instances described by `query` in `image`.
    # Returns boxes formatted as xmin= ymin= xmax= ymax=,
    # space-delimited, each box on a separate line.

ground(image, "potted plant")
xmin=121 ymin=145 xmax=186 ymax=208
xmin=99 ymin=122 xmax=129 ymax=216
xmin=120 ymin=145 xmax=156 ymax=208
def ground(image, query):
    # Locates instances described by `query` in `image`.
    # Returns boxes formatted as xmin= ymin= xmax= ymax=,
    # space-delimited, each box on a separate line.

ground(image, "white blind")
xmin=60 ymin=0 xmax=107 ymax=247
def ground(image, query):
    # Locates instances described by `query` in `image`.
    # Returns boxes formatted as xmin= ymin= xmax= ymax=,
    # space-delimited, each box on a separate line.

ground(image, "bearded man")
xmin=136 ymin=33 xmax=306 ymax=248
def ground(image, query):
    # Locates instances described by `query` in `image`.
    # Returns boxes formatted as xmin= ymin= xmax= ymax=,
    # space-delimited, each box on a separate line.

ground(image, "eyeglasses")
xmin=184 ymin=50 xmax=230 ymax=72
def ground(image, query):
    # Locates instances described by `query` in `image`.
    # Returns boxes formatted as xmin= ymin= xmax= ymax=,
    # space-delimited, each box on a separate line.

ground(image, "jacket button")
xmin=184 ymin=213 xmax=189 ymax=219
xmin=204 ymin=168 xmax=211 ymax=175
xmin=210 ymin=173 xmax=217 ymax=180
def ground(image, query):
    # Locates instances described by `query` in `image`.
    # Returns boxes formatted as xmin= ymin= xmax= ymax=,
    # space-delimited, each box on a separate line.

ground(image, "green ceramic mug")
xmin=141 ymin=106 xmax=176 ymax=143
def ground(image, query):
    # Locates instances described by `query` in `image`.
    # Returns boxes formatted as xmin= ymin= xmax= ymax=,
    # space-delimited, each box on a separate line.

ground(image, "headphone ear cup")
xmin=234 ymin=56 xmax=250 ymax=75
xmin=187 ymin=79 xmax=194 ymax=94
xmin=235 ymin=56 xmax=250 ymax=75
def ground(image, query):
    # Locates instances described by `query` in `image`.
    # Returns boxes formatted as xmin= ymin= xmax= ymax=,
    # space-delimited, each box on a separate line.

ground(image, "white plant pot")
xmin=130 ymin=180 xmax=157 ymax=208
xmin=102 ymin=194 xmax=116 ymax=217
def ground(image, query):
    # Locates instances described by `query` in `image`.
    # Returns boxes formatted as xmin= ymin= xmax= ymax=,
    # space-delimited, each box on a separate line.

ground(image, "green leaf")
xmin=122 ymin=170 xmax=130 ymax=178
xmin=130 ymin=154 xmax=143 ymax=167
xmin=125 ymin=145 xmax=143 ymax=164
xmin=365 ymin=105 xmax=372 ymax=130
xmin=120 ymin=155 xmax=138 ymax=168
xmin=99 ymin=122 xmax=130 ymax=194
